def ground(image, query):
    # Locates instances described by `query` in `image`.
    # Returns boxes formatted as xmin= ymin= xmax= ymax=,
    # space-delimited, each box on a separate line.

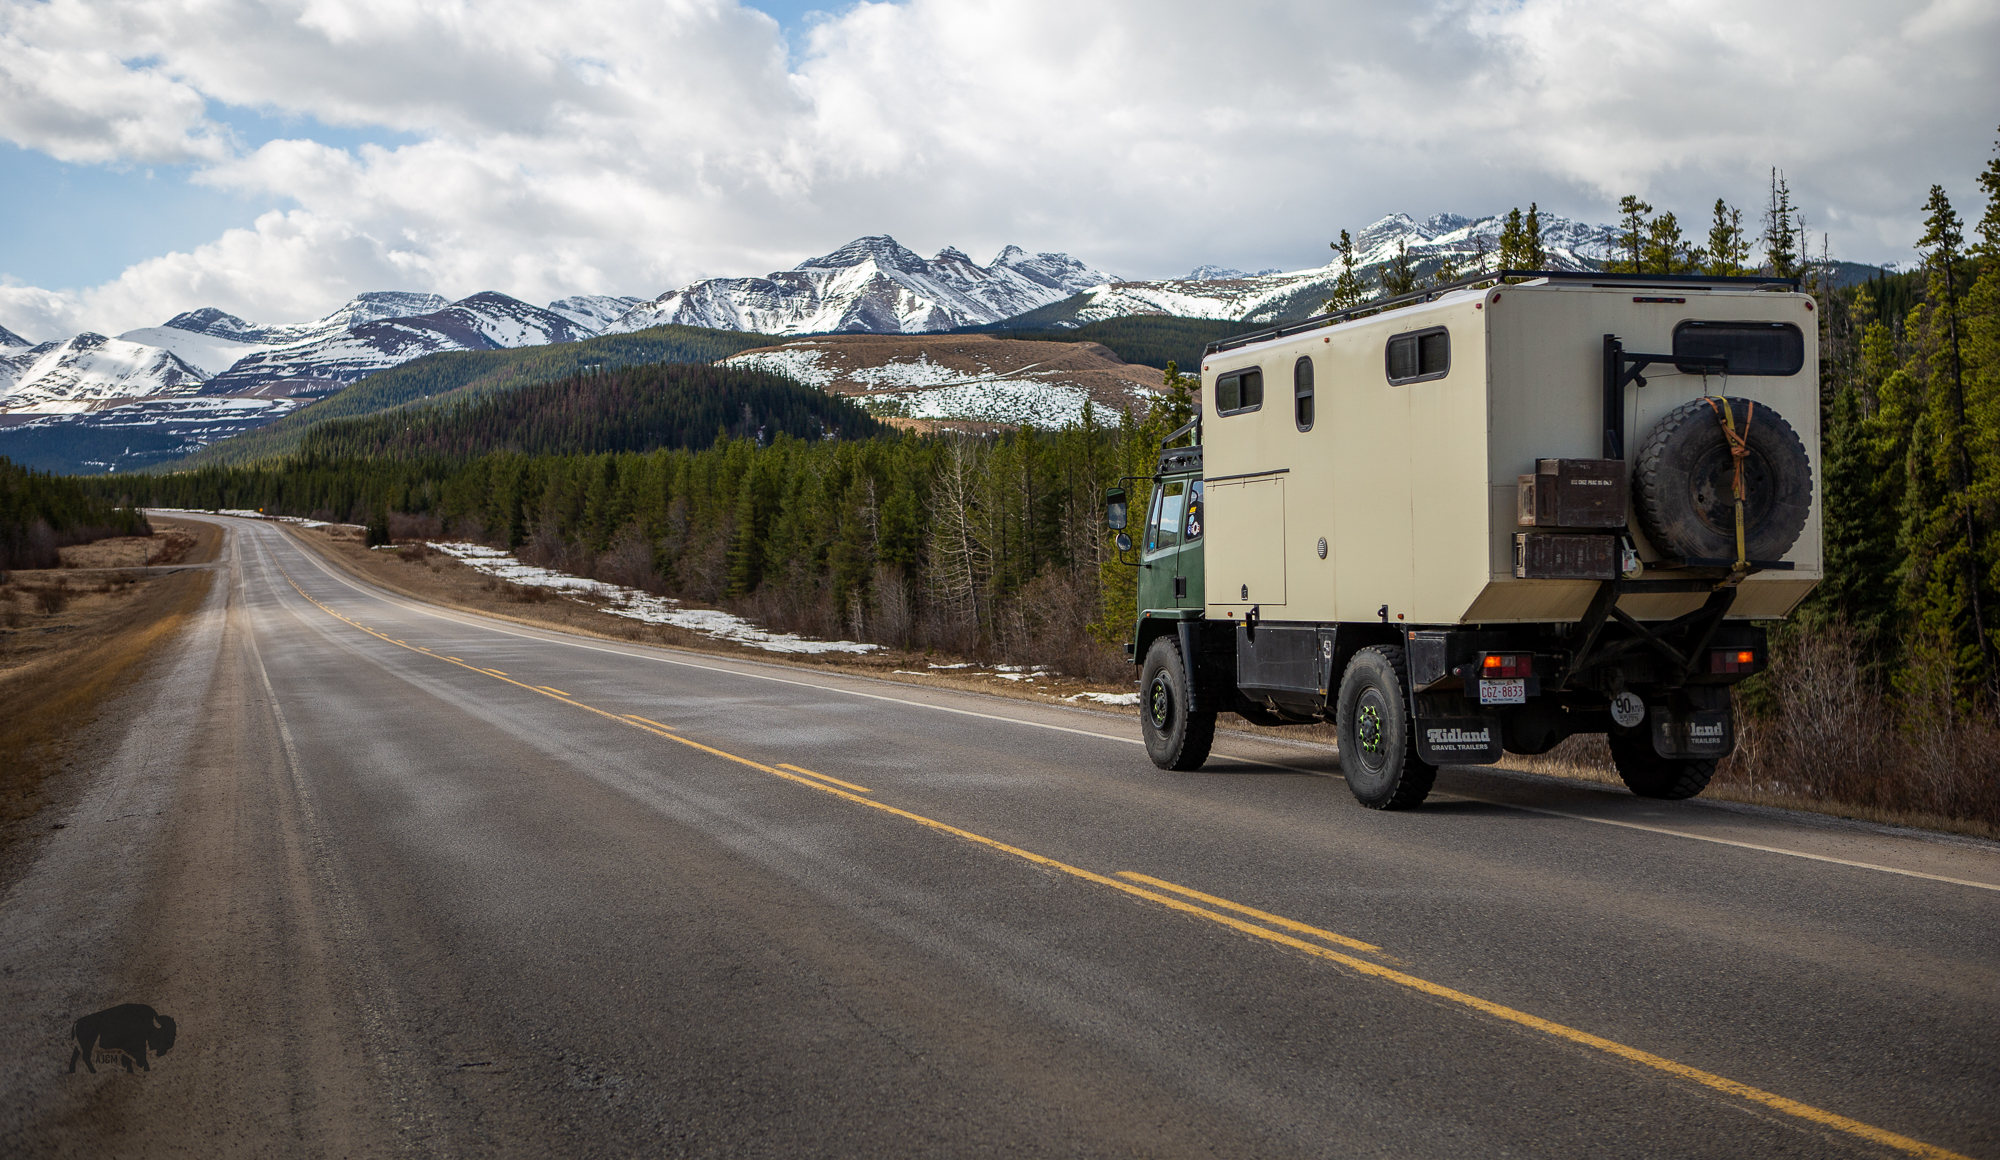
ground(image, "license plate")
xmin=1478 ymin=679 xmax=1526 ymax=705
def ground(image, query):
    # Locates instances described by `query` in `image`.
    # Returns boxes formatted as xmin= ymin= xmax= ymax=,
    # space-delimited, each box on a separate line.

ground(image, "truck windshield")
xmin=1149 ymin=481 xmax=1187 ymax=552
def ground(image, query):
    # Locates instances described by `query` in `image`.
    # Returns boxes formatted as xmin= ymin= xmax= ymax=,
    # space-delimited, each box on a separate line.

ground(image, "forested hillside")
xmin=961 ymin=313 xmax=1267 ymax=370
xmin=1 ymin=457 xmax=150 ymax=569
xmin=175 ymin=323 xmax=777 ymax=468
xmin=294 ymin=364 xmax=883 ymax=461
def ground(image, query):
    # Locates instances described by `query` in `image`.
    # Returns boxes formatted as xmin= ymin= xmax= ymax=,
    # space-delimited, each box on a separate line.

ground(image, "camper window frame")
xmin=1385 ymin=327 xmax=1451 ymax=385
xmin=1214 ymin=367 xmax=1265 ymax=416
xmin=1293 ymin=356 xmax=1315 ymax=431
xmin=1672 ymin=319 xmax=1805 ymax=377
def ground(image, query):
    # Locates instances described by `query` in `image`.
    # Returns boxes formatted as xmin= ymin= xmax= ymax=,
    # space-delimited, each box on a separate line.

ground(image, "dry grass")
xmin=0 ymin=518 xmax=220 ymax=847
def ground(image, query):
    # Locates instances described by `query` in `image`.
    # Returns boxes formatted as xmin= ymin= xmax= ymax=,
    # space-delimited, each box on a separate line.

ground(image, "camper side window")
xmin=1385 ymin=327 xmax=1449 ymax=384
xmin=1215 ymin=369 xmax=1264 ymax=415
xmin=1294 ymin=356 xmax=1314 ymax=430
xmin=1673 ymin=320 xmax=1804 ymax=376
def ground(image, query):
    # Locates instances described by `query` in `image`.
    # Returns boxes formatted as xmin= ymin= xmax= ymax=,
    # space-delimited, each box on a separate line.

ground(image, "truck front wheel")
xmin=1607 ymin=730 xmax=1717 ymax=800
xmin=1336 ymin=646 xmax=1437 ymax=809
xmin=1141 ymin=638 xmax=1215 ymax=771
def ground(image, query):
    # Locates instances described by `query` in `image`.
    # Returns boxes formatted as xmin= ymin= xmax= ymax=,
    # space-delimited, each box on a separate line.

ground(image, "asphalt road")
xmin=3 ymin=514 xmax=1996 ymax=1158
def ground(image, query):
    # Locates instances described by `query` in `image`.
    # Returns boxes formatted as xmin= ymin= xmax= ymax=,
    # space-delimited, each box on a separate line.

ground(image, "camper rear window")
xmin=1215 ymin=368 xmax=1263 ymax=415
xmin=1386 ymin=328 xmax=1449 ymax=384
xmin=1293 ymin=356 xmax=1314 ymax=430
xmin=1674 ymin=320 xmax=1804 ymax=376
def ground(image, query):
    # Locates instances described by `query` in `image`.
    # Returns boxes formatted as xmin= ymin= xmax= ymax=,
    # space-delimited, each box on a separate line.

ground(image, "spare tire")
xmin=1633 ymin=396 xmax=1812 ymax=563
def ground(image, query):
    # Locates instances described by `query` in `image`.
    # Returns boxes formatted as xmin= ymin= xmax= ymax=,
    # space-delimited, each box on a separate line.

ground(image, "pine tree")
xmin=1763 ymin=169 xmax=1800 ymax=278
xmin=1380 ymin=239 xmax=1418 ymax=297
xmin=1497 ymin=208 xmax=1525 ymax=269
xmin=1705 ymin=199 xmax=1750 ymax=275
xmin=1611 ymin=195 xmax=1653 ymax=272
xmin=1642 ymin=209 xmax=1700 ymax=274
xmin=1322 ymin=230 xmax=1365 ymax=313
xmin=1525 ymin=202 xmax=1546 ymax=268
xmin=1814 ymin=377 xmax=1902 ymax=659
xmin=1154 ymin=361 xmax=1199 ymax=436
xmin=1901 ymin=185 xmax=1997 ymax=704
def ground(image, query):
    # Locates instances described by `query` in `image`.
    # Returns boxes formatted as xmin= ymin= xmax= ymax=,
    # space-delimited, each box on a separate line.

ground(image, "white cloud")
xmin=0 ymin=0 xmax=1994 ymax=338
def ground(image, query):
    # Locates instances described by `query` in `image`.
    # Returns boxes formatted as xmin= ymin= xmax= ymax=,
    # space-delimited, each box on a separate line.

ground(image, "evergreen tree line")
xmin=1806 ymin=139 xmax=2000 ymax=713
xmin=293 ymin=364 xmax=884 ymax=461
xmin=1 ymin=457 xmax=151 ymax=570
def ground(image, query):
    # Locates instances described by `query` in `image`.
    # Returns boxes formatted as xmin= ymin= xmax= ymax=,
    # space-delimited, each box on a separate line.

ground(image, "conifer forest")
xmin=71 ymin=134 xmax=2000 ymax=829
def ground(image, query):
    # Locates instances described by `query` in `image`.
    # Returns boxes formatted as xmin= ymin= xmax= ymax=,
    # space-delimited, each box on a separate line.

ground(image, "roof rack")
xmin=1201 ymin=268 xmax=1803 ymax=357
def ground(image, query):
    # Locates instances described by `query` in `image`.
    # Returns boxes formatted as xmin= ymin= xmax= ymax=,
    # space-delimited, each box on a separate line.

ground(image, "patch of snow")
xmin=892 ymin=380 xmax=1094 ymax=427
xmin=426 ymin=542 xmax=879 ymax=654
xmin=846 ymin=354 xmax=964 ymax=388
xmin=726 ymin=347 xmax=837 ymax=388
xmin=1066 ymin=691 xmax=1141 ymax=706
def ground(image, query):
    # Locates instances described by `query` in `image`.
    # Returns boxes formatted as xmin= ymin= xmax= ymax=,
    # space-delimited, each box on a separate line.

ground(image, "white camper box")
xmin=1196 ymin=279 xmax=1822 ymax=629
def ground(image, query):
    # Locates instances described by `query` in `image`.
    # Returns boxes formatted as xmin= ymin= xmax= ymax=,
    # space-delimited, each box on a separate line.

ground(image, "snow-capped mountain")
xmin=1043 ymin=211 xmax=1617 ymax=329
xmin=547 ymin=295 xmax=648 ymax=331
xmin=0 ymin=325 xmax=30 ymax=349
xmin=0 ymin=291 xmax=600 ymax=416
xmin=606 ymin=236 xmax=1114 ymax=336
xmin=1349 ymin=211 xmax=1613 ymax=271
xmin=0 ymin=333 xmax=208 ymax=412
xmin=200 ymin=292 xmax=593 ymax=396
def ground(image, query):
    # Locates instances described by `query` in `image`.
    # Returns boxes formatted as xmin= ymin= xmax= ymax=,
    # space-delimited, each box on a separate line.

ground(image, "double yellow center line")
xmin=276 ymin=566 xmax=1969 ymax=1160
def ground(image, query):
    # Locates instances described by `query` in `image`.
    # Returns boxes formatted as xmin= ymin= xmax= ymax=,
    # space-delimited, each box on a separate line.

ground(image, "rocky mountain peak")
xmin=164 ymin=307 xmax=260 ymax=340
xmin=798 ymin=236 xmax=932 ymax=276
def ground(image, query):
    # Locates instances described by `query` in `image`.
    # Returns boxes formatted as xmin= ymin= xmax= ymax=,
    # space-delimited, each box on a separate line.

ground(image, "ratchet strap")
xmin=1702 ymin=396 xmax=1755 ymax=575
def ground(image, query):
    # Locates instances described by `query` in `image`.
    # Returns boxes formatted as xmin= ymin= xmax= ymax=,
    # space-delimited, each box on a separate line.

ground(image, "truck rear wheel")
xmin=1607 ymin=730 xmax=1717 ymax=800
xmin=1141 ymin=638 xmax=1215 ymax=771
xmin=1336 ymin=645 xmax=1436 ymax=809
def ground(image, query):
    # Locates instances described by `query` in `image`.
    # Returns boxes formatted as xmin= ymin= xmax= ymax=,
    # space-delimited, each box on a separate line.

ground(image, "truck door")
xmin=1139 ymin=480 xmax=1186 ymax=612
xmin=1175 ymin=480 xmax=1205 ymax=608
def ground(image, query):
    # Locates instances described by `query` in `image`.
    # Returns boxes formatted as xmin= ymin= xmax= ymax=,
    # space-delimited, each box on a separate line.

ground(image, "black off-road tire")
xmin=1633 ymin=396 xmax=1812 ymax=562
xmin=1141 ymin=639 xmax=1215 ymax=771
xmin=1608 ymin=730 xmax=1717 ymax=800
xmin=1336 ymin=645 xmax=1436 ymax=809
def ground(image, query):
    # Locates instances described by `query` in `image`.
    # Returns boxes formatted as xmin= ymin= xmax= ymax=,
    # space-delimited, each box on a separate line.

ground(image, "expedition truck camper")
xmin=1105 ymin=269 xmax=1821 ymax=809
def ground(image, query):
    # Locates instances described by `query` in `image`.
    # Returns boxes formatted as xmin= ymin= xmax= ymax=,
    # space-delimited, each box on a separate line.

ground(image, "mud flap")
xmin=1650 ymin=707 xmax=1734 ymax=759
xmin=1415 ymin=717 xmax=1503 ymax=765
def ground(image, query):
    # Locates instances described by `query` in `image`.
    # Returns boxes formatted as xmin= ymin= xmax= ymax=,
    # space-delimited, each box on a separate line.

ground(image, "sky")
xmin=1 ymin=0 xmax=1995 ymax=341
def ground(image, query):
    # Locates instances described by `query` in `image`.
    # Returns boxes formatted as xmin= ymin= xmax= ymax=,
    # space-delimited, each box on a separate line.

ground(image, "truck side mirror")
xmin=1104 ymin=487 xmax=1128 ymax=531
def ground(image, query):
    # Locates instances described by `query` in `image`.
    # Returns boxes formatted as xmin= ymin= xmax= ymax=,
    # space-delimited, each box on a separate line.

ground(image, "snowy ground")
xmin=425 ymin=542 xmax=880 ymax=655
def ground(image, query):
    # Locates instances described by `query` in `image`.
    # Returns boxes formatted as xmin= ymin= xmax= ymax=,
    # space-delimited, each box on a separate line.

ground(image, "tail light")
xmin=1480 ymin=653 xmax=1531 ymax=679
xmin=1709 ymin=649 xmax=1759 ymax=674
